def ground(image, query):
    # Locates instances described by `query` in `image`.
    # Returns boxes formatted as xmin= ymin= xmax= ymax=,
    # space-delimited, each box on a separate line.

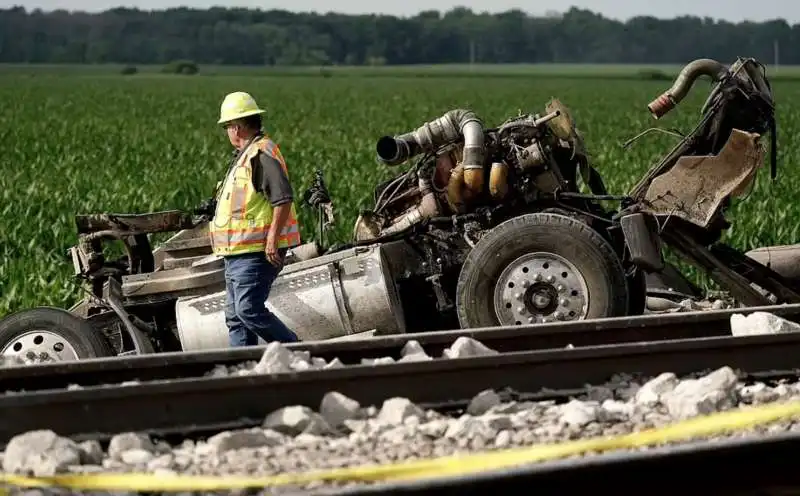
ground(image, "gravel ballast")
xmin=3 ymin=365 xmax=800 ymax=495
xmin=3 ymin=309 xmax=800 ymax=495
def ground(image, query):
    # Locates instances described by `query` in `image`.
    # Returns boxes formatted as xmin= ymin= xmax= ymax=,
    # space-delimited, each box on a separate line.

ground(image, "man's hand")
xmin=265 ymin=231 xmax=281 ymax=267
xmin=265 ymin=202 xmax=293 ymax=267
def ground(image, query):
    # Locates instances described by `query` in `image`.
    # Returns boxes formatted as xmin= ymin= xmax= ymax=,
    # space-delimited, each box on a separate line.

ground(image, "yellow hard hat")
xmin=217 ymin=91 xmax=266 ymax=125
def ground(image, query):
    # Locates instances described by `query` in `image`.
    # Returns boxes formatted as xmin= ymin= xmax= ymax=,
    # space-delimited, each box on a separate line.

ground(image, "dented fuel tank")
xmin=173 ymin=244 xmax=407 ymax=351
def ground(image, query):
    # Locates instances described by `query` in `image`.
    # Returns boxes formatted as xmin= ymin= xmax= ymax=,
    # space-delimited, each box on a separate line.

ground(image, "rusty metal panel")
xmin=642 ymin=129 xmax=765 ymax=228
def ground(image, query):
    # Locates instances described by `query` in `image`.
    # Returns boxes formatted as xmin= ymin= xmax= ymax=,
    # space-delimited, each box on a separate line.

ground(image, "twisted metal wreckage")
xmin=1 ymin=56 xmax=798 ymax=363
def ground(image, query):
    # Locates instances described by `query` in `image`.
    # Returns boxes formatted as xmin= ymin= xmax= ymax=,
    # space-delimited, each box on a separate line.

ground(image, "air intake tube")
xmin=647 ymin=59 xmax=729 ymax=119
xmin=375 ymin=109 xmax=486 ymax=195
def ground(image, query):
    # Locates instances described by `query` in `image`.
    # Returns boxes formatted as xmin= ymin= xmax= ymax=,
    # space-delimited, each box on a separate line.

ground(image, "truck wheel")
xmin=456 ymin=213 xmax=630 ymax=328
xmin=0 ymin=307 xmax=115 ymax=364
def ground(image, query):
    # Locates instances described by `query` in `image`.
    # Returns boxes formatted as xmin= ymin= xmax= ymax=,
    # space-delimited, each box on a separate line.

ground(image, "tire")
xmin=0 ymin=306 xmax=115 ymax=363
xmin=456 ymin=212 xmax=630 ymax=328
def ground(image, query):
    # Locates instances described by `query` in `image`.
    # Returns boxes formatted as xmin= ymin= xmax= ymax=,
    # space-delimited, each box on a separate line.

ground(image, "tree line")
xmin=0 ymin=5 xmax=796 ymax=66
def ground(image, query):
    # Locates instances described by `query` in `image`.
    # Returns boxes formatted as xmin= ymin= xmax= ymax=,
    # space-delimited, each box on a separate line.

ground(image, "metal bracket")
xmin=426 ymin=273 xmax=454 ymax=312
xmin=328 ymin=263 xmax=355 ymax=335
xmin=102 ymin=278 xmax=155 ymax=355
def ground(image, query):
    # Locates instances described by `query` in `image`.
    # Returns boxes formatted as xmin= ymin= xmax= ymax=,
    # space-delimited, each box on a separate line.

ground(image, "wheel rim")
xmin=493 ymin=252 xmax=589 ymax=325
xmin=0 ymin=330 xmax=80 ymax=363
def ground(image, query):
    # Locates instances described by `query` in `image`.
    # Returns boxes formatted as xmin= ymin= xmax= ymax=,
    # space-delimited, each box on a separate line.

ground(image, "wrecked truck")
xmin=0 ymin=56 xmax=793 ymax=362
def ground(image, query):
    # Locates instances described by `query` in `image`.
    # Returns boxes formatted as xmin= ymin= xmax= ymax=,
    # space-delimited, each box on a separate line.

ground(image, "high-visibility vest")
xmin=209 ymin=135 xmax=301 ymax=256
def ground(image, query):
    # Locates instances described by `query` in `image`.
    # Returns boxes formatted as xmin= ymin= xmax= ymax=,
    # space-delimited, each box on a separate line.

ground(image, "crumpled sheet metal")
xmin=75 ymin=210 xmax=196 ymax=235
xmin=642 ymin=129 xmax=765 ymax=229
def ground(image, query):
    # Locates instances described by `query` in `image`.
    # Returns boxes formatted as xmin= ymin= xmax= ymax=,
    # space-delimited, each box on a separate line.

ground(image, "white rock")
xmin=294 ymin=433 xmax=324 ymax=445
xmin=401 ymin=340 xmax=426 ymax=357
xmin=2 ymin=430 xmax=83 ymax=476
xmin=252 ymin=342 xmax=293 ymax=374
xmin=399 ymin=352 xmax=433 ymax=362
xmin=377 ymin=397 xmax=424 ymax=426
xmin=443 ymin=337 xmax=498 ymax=359
xmin=601 ymin=399 xmax=635 ymax=421
xmin=361 ymin=356 xmax=396 ymax=365
xmin=634 ymin=372 xmax=679 ymax=406
xmin=417 ymin=420 xmax=449 ymax=438
xmin=319 ymin=391 xmax=361 ymax=427
xmin=494 ymin=430 xmax=512 ymax=448
xmin=207 ymin=428 xmax=281 ymax=455
xmin=731 ymin=312 xmax=800 ymax=337
xmin=79 ymin=440 xmax=104 ymax=465
xmin=108 ymin=432 xmax=155 ymax=461
xmin=293 ymin=350 xmax=311 ymax=362
xmin=263 ymin=405 xmax=332 ymax=436
xmin=444 ymin=416 xmax=493 ymax=439
xmin=379 ymin=426 xmax=411 ymax=444
xmin=662 ymin=366 xmax=739 ymax=420
xmin=467 ymin=389 xmax=501 ymax=416
xmin=120 ymin=449 xmax=154 ymax=465
xmin=291 ymin=359 xmax=311 ymax=371
xmin=324 ymin=358 xmax=344 ymax=369
xmin=559 ymin=400 xmax=599 ymax=427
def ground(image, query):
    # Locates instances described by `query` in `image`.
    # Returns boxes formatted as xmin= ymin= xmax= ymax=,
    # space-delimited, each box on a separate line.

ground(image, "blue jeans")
xmin=223 ymin=250 xmax=299 ymax=347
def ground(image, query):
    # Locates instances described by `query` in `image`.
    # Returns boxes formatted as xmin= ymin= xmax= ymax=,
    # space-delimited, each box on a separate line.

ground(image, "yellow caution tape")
xmin=2 ymin=398 xmax=800 ymax=492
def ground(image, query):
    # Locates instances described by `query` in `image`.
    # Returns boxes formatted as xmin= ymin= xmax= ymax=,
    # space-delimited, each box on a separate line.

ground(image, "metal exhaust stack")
xmin=647 ymin=59 xmax=729 ymax=119
xmin=375 ymin=109 xmax=485 ymax=180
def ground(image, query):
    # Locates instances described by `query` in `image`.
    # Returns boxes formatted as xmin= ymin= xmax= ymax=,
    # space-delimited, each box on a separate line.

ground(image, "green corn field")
xmin=1 ymin=68 xmax=799 ymax=316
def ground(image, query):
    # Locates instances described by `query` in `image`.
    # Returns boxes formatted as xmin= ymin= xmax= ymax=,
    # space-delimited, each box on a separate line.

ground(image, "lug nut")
xmin=553 ymin=311 xmax=563 ymax=320
xmin=528 ymin=317 xmax=535 ymax=323
xmin=546 ymin=275 xmax=556 ymax=283
xmin=522 ymin=280 xmax=530 ymax=288
xmin=514 ymin=292 xmax=523 ymax=300
xmin=560 ymin=298 xmax=569 ymax=306
xmin=557 ymin=284 xmax=565 ymax=292
xmin=534 ymin=273 xmax=542 ymax=281
xmin=517 ymin=307 xmax=526 ymax=314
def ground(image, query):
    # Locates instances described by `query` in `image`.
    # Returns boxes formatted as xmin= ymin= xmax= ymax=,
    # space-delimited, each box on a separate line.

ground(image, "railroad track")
xmin=2 ymin=329 xmax=800 ymax=445
xmin=3 ymin=305 xmax=800 ymax=493
xmin=3 ymin=302 xmax=799 ymax=393
xmin=341 ymin=431 xmax=800 ymax=495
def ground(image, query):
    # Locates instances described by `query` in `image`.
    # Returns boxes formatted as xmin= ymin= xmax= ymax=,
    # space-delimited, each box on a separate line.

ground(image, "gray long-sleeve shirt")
xmin=226 ymin=134 xmax=294 ymax=207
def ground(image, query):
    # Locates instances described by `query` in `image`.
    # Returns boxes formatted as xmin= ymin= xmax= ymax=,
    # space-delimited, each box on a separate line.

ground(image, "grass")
xmin=1 ymin=65 xmax=798 ymax=316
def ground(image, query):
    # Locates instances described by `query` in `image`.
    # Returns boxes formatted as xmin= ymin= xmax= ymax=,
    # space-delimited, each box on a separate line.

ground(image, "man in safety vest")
xmin=208 ymin=91 xmax=302 ymax=346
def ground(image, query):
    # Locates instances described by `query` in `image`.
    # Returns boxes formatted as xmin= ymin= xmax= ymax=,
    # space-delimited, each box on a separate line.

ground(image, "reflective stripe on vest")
xmin=209 ymin=135 xmax=301 ymax=256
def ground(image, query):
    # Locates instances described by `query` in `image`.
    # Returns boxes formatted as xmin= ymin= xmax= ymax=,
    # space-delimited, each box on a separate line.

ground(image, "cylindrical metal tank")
xmin=173 ymin=243 xmax=407 ymax=350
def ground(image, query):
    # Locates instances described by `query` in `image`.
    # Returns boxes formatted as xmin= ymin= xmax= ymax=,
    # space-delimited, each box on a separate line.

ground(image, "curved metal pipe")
xmin=380 ymin=175 xmax=440 ymax=236
xmin=375 ymin=109 xmax=486 ymax=175
xmin=647 ymin=59 xmax=729 ymax=119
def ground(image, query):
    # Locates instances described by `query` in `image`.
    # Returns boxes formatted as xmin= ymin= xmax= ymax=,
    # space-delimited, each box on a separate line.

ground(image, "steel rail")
xmin=1 ymin=332 xmax=800 ymax=445
xmin=337 ymin=431 xmax=800 ymax=495
xmin=3 ymin=302 xmax=800 ymax=393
